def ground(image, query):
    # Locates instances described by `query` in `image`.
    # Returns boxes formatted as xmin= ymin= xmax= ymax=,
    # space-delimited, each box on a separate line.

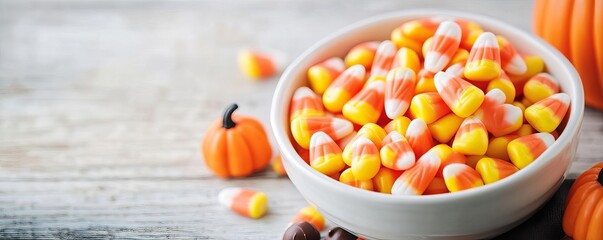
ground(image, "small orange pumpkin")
xmin=562 ymin=162 xmax=603 ymax=240
xmin=533 ymin=0 xmax=603 ymax=110
xmin=202 ymin=103 xmax=272 ymax=178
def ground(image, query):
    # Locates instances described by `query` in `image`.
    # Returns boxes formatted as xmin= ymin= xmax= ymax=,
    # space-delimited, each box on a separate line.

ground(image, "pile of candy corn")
xmin=288 ymin=18 xmax=571 ymax=195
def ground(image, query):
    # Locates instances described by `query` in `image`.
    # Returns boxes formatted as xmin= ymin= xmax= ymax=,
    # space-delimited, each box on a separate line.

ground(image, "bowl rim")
xmin=271 ymin=9 xmax=585 ymax=204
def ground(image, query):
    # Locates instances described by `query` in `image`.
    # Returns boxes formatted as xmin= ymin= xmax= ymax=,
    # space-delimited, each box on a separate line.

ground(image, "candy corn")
xmin=475 ymin=157 xmax=519 ymax=184
xmin=450 ymin=49 xmax=470 ymax=66
xmin=391 ymin=145 xmax=443 ymax=195
xmin=443 ymin=163 xmax=484 ymax=192
xmin=384 ymin=116 xmax=411 ymax=135
xmin=290 ymin=206 xmax=325 ymax=231
xmin=309 ymin=131 xmax=346 ymax=175
xmin=507 ymin=132 xmax=555 ymax=169
xmin=513 ymin=123 xmax=535 ymax=137
xmin=415 ymin=69 xmax=437 ymax=93
xmin=497 ymin=35 xmax=527 ymax=75
xmin=452 ymin=117 xmax=488 ymax=155
xmin=351 ymin=123 xmax=388 ymax=148
xmin=464 ymin=32 xmax=501 ymax=81
xmin=455 ymin=19 xmax=484 ymax=50
xmin=291 ymin=116 xmax=354 ymax=149
xmin=218 ymin=187 xmax=268 ymax=219
xmin=523 ymin=73 xmax=560 ymax=104
xmin=340 ymin=168 xmax=374 ymax=191
xmin=405 ymin=118 xmax=434 ymax=158
xmin=428 ymin=113 xmax=465 ymax=144
xmin=482 ymin=103 xmax=524 ymax=137
xmin=373 ymin=167 xmax=403 ymax=194
xmin=380 ymin=131 xmax=416 ymax=171
xmin=344 ymin=41 xmax=380 ymax=70
xmin=444 ymin=61 xmax=465 ymax=78
xmin=509 ymin=54 xmax=545 ymax=83
xmin=385 ymin=67 xmax=416 ymax=119
xmin=391 ymin=18 xmax=440 ymax=56
xmin=238 ymin=49 xmax=283 ymax=80
xmin=435 ymin=145 xmax=467 ymax=177
xmin=370 ymin=40 xmax=397 ymax=77
xmin=289 ymin=87 xmax=325 ymax=121
xmin=342 ymin=81 xmax=385 ymax=125
xmin=392 ymin=47 xmax=421 ymax=74
xmin=323 ymin=65 xmax=367 ymax=113
xmin=424 ymin=21 xmax=462 ymax=73
xmin=434 ymin=71 xmax=485 ymax=117
xmin=524 ymin=93 xmax=570 ymax=133
xmin=423 ymin=177 xmax=448 ymax=195
xmin=486 ymin=135 xmax=518 ymax=161
xmin=307 ymin=57 xmax=346 ymax=95
xmin=487 ymin=72 xmax=516 ymax=104
xmin=344 ymin=137 xmax=381 ymax=181
xmin=409 ymin=92 xmax=451 ymax=124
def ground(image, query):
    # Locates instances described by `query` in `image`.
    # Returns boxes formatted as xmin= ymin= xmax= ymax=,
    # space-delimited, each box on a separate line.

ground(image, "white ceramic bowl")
xmin=271 ymin=10 xmax=584 ymax=240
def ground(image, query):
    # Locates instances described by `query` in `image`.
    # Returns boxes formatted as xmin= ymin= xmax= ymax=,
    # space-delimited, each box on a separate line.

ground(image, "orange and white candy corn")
xmin=464 ymin=32 xmax=501 ymax=81
xmin=424 ymin=21 xmax=462 ymax=73
xmin=272 ymin=155 xmax=287 ymax=176
xmin=238 ymin=49 xmax=285 ymax=80
xmin=473 ymin=89 xmax=506 ymax=120
xmin=415 ymin=69 xmax=437 ymax=94
xmin=384 ymin=116 xmax=412 ymax=135
xmin=370 ymin=40 xmax=397 ymax=77
xmin=525 ymin=93 xmax=570 ymax=133
xmin=444 ymin=61 xmax=466 ymax=78
xmin=309 ymin=131 xmax=346 ymax=175
xmin=434 ymin=71 xmax=485 ymax=117
xmin=392 ymin=47 xmax=421 ymax=74
xmin=487 ymin=72 xmax=516 ymax=104
xmin=340 ymin=168 xmax=374 ymax=191
xmin=428 ymin=113 xmax=465 ymax=144
xmin=424 ymin=177 xmax=449 ymax=195
xmin=380 ymin=131 xmax=416 ymax=171
xmin=482 ymin=103 xmax=523 ymax=137
xmin=486 ymin=135 xmax=518 ymax=161
xmin=289 ymin=87 xmax=325 ymax=121
xmin=507 ymin=132 xmax=555 ymax=169
xmin=391 ymin=18 xmax=440 ymax=56
xmin=373 ymin=167 xmax=403 ymax=194
xmin=343 ymin=137 xmax=381 ymax=181
xmin=512 ymin=123 xmax=535 ymax=137
xmin=345 ymin=41 xmax=380 ymax=70
xmin=307 ymin=57 xmax=346 ymax=95
xmin=405 ymin=118 xmax=434 ymax=158
xmin=409 ymin=92 xmax=451 ymax=124
xmin=290 ymin=206 xmax=325 ymax=231
xmin=435 ymin=145 xmax=467 ymax=178
xmin=342 ymin=81 xmax=385 ymax=125
xmin=523 ymin=73 xmax=560 ymax=104
xmin=391 ymin=145 xmax=444 ymax=195
xmin=219 ymin=187 xmax=268 ymax=219
xmin=349 ymin=123 xmax=388 ymax=148
xmin=450 ymin=49 xmax=470 ymax=66
xmin=455 ymin=19 xmax=484 ymax=50
xmin=336 ymin=130 xmax=356 ymax=149
xmin=291 ymin=116 xmax=354 ymax=149
xmin=497 ymin=35 xmax=527 ymax=75
xmin=452 ymin=117 xmax=488 ymax=155
xmin=323 ymin=65 xmax=367 ymax=113
xmin=475 ymin=157 xmax=519 ymax=184
xmin=443 ymin=163 xmax=484 ymax=192
xmin=385 ymin=67 xmax=416 ymax=119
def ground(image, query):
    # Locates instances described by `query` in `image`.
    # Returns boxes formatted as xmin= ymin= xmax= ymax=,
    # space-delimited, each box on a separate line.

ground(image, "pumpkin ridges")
xmin=570 ymin=0 xmax=603 ymax=109
xmin=542 ymin=0 xmax=573 ymax=57
xmin=563 ymin=182 xmax=599 ymax=237
xmin=226 ymin=130 xmax=254 ymax=177
xmin=594 ymin=0 xmax=603 ymax=102
xmin=573 ymin=187 xmax=603 ymax=240
xmin=238 ymin=123 xmax=272 ymax=172
xmin=567 ymin=168 xmax=600 ymax=204
xmin=532 ymin=0 xmax=548 ymax=35
xmin=235 ymin=116 xmax=269 ymax=140
xmin=204 ymin=128 xmax=231 ymax=177
xmin=586 ymin=198 xmax=603 ymax=240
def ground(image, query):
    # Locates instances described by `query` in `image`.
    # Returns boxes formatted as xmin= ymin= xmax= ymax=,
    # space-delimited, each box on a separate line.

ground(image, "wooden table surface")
xmin=1 ymin=0 xmax=602 ymax=239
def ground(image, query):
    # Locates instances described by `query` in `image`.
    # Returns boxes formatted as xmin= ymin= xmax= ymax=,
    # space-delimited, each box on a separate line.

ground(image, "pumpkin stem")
xmin=222 ymin=103 xmax=239 ymax=129
xmin=598 ymin=168 xmax=603 ymax=186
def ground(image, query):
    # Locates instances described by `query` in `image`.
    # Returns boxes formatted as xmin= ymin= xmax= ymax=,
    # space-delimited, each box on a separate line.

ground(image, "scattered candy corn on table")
xmin=0 ymin=1 xmax=602 ymax=239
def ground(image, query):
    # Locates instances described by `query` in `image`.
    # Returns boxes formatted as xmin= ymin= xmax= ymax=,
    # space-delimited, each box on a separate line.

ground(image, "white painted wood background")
xmin=1 ymin=0 xmax=602 ymax=239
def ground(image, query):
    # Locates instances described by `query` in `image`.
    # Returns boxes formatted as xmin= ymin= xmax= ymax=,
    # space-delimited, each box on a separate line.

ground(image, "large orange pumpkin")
xmin=533 ymin=0 xmax=603 ymax=109
xmin=202 ymin=103 xmax=272 ymax=178
xmin=562 ymin=162 xmax=603 ymax=240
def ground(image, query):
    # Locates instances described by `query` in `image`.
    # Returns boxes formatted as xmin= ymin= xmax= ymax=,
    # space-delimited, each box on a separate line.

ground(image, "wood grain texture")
xmin=0 ymin=0 xmax=601 ymax=239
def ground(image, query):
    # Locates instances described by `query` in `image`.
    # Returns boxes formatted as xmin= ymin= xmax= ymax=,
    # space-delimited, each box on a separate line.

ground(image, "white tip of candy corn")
xmin=293 ymin=87 xmax=317 ymax=100
xmin=434 ymin=71 xmax=454 ymax=93
xmin=347 ymin=64 xmax=367 ymax=79
xmin=377 ymin=40 xmax=397 ymax=56
xmin=218 ymin=187 xmax=242 ymax=208
xmin=534 ymin=132 xmax=555 ymax=147
xmin=323 ymin=57 xmax=346 ymax=72
xmin=435 ymin=21 xmax=462 ymax=39
xmin=310 ymin=131 xmax=333 ymax=147
xmin=549 ymin=93 xmax=570 ymax=105
xmin=405 ymin=118 xmax=428 ymax=138
xmin=424 ymin=52 xmax=450 ymax=73
xmin=505 ymin=54 xmax=527 ymax=75
xmin=503 ymin=104 xmax=523 ymax=124
xmin=473 ymin=32 xmax=499 ymax=48
xmin=396 ymin=152 xmax=416 ymax=170
xmin=331 ymin=118 xmax=354 ymax=138
xmin=385 ymin=99 xmax=408 ymax=119
xmin=445 ymin=63 xmax=465 ymax=78
xmin=485 ymin=88 xmax=507 ymax=105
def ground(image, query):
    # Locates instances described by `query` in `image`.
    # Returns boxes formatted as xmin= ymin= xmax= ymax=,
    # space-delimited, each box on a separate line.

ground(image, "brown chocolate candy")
xmin=327 ymin=227 xmax=362 ymax=240
xmin=283 ymin=221 xmax=320 ymax=240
